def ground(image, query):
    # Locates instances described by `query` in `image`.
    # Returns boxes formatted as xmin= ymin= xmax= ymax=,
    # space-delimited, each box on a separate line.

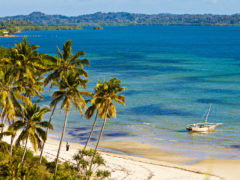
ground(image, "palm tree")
xmin=2 ymin=37 xmax=44 ymax=82
xmin=0 ymin=67 xmax=29 ymax=133
xmin=53 ymin=71 xmax=91 ymax=175
xmin=13 ymin=103 xmax=51 ymax=164
xmin=0 ymin=37 xmax=46 ymax=101
xmin=43 ymin=40 xmax=89 ymax=89
xmin=39 ymin=40 xmax=89 ymax=163
xmin=88 ymin=78 xmax=126 ymax=174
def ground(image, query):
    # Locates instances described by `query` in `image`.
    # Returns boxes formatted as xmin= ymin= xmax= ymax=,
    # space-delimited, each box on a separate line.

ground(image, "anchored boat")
xmin=186 ymin=104 xmax=222 ymax=132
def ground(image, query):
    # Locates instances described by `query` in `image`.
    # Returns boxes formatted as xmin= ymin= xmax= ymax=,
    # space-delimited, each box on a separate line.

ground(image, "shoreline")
xmin=3 ymin=134 xmax=238 ymax=179
xmin=2 ymin=124 xmax=239 ymax=179
xmin=97 ymin=140 xmax=240 ymax=179
xmin=39 ymin=138 xmax=223 ymax=180
xmin=0 ymin=35 xmax=17 ymax=37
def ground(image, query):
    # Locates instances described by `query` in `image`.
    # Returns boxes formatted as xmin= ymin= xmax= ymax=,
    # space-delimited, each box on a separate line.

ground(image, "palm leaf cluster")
xmin=88 ymin=78 xmax=126 ymax=119
xmin=0 ymin=37 xmax=126 ymax=179
xmin=14 ymin=104 xmax=51 ymax=151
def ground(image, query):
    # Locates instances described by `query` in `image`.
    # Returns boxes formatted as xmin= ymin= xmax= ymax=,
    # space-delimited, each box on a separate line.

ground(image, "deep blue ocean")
xmin=1 ymin=26 xmax=240 ymax=160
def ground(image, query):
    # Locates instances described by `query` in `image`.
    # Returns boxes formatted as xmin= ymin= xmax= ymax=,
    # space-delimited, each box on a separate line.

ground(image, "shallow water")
xmin=1 ymin=26 xmax=240 ymax=159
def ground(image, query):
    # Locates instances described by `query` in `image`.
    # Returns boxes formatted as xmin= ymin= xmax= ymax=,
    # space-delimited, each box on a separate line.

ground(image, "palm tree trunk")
xmin=10 ymin=135 xmax=14 ymax=155
xmin=1 ymin=115 xmax=7 ymax=133
xmin=21 ymin=136 xmax=29 ymax=164
xmin=40 ymin=104 xmax=57 ymax=164
xmin=84 ymin=112 xmax=98 ymax=150
xmin=54 ymin=111 xmax=69 ymax=176
xmin=9 ymin=119 xmax=14 ymax=155
xmin=88 ymin=109 xmax=108 ymax=176
xmin=0 ymin=107 xmax=4 ymax=122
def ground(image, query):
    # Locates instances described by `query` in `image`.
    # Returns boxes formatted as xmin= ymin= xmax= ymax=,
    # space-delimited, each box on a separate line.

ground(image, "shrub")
xmin=0 ymin=142 xmax=110 ymax=180
xmin=73 ymin=149 xmax=110 ymax=179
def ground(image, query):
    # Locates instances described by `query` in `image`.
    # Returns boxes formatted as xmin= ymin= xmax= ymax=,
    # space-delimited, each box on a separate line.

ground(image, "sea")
xmin=1 ymin=26 xmax=240 ymax=161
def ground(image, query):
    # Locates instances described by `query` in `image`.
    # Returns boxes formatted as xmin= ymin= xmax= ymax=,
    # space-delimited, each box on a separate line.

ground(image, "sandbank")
xmin=98 ymin=141 xmax=194 ymax=164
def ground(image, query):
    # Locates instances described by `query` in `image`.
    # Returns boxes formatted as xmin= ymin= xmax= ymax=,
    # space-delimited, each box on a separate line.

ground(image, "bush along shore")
xmin=0 ymin=37 xmax=126 ymax=179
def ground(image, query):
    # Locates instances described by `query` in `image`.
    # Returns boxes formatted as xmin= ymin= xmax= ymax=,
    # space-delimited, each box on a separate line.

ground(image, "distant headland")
xmin=1 ymin=11 xmax=240 ymax=26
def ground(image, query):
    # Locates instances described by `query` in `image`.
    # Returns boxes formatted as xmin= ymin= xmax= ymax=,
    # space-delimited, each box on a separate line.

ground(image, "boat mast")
xmin=205 ymin=104 xmax=212 ymax=123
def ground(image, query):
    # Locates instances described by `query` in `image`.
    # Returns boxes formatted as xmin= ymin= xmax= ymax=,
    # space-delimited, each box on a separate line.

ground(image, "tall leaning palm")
xmin=13 ymin=103 xmax=51 ymax=164
xmin=53 ymin=71 xmax=91 ymax=175
xmin=88 ymin=78 xmax=126 ymax=173
xmin=84 ymin=104 xmax=98 ymax=151
xmin=40 ymin=40 xmax=89 ymax=163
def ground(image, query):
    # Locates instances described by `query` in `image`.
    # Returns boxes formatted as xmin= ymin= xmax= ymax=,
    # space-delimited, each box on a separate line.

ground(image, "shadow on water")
xmin=120 ymin=103 xmax=195 ymax=117
xmin=121 ymin=90 xmax=152 ymax=97
xmin=227 ymin=145 xmax=240 ymax=149
xmin=67 ymin=126 xmax=135 ymax=143
xmin=196 ymin=98 xmax=225 ymax=104
xmin=175 ymin=129 xmax=189 ymax=133
xmin=104 ymin=132 xmax=135 ymax=137
xmin=203 ymin=88 xmax=240 ymax=95
xmin=68 ymin=131 xmax=90 ymax=137
xmin=179 ymin=73 xmax=240 ymax=84
xmin=71 ymin=127 xmax=90 ymax=131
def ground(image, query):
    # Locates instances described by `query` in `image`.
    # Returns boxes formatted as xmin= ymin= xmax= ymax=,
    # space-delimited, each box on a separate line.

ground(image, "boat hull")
xmin=186 ymin=124 xmax=217 ymax=132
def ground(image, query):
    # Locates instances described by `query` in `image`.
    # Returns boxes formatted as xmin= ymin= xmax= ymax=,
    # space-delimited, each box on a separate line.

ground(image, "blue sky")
xmin=0 ymin=0 xmax=239 ymax=16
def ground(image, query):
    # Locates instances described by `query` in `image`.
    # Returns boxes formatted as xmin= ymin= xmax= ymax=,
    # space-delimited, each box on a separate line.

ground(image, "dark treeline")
xmin=0 ymin=20 xmax=82 ymax=36
xmin=1 ymin=11 xmax=240 ymax=26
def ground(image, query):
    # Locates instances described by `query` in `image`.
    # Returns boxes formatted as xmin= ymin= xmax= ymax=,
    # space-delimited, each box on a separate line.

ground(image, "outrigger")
xmin=186 ymin=104 xmax=222 ymax=132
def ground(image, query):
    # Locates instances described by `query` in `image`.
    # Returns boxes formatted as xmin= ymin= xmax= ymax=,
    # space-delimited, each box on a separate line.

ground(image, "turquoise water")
xmin=1 ymin=26 xmax=240 ymax=159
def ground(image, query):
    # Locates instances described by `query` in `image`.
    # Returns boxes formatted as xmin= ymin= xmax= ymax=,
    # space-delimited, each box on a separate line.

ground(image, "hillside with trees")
xmin=1 ymin=11 xmax=240 ymax=26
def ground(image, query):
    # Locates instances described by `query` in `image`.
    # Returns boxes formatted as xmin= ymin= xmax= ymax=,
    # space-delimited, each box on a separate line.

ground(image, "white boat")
xmin=186 ymin=104 xmax=222 ymax=132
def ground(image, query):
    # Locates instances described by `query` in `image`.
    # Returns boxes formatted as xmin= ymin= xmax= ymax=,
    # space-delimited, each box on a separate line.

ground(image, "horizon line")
xmin=1 ymin=11 xmax=240 ymax=18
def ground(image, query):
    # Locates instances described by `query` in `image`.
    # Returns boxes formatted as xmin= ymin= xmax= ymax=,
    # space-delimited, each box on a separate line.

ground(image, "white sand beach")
xmin=4 ymin=135 xmax=237 ymax=180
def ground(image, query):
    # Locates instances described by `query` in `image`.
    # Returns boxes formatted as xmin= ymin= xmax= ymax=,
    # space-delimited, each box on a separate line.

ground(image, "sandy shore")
xmin=2 ymin=135 xmax=230 ymax=180
xmin=99 ymin=141 xmax=240 ymax=180
xmin=0 ymin=35 xmax=17 ymax=37
xmin=99 ymin=141 xmax=194 ymax=164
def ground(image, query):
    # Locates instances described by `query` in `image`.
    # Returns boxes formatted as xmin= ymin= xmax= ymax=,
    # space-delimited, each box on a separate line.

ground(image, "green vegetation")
xmin=0 ymin=20 xmax=82 ymax=36
xmin=0 ymin=47 xmax=9 ymax=59
xmin=0 ymin=37 xmax=126 ymax=179
xmin=20 ymin=25 xmax=82 ymax=31
xmin=1 ymin=11 xmax=240 ymax=26
xmin=0 ymin=143 xmax=110 ymax=179
xmin=94 ymin=26 xmax=103 ymax=30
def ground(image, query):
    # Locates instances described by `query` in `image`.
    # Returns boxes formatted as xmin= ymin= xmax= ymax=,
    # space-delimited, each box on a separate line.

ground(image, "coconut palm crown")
xmin=12 ymin=103 xmax=51 ymax=164
xmin=51 ymin=71 xmax=91 ymax=114
xmin=14 ymin=103 xmax=51 ymax=151
xmin=0 ymin=37 xmax=46 ymax=100
xmin=0 ymin=67 xmax=29 ymax=125
xmin=89 ymin=78 xmax=126 ymax=119
xmin=44 ymin=40 xmax=89 ymax=90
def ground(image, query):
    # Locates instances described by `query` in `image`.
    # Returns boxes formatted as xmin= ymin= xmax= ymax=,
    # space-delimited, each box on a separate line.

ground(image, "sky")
xmin=0 ymin=0 xmax=239 ymax=17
